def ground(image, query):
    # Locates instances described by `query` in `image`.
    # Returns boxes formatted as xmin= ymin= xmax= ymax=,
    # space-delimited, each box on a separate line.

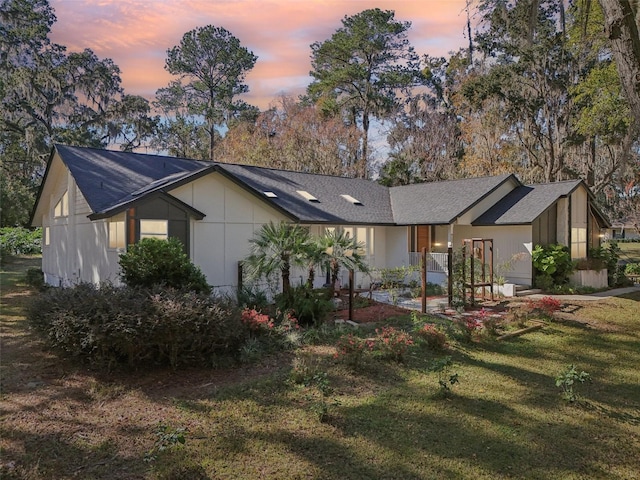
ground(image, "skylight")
xmin=264 ymin=191 xmax=278 ymax=198
xmin=341 ymin=194 xmax=362 ymax=205
xmin=296 ymin=190 xmax=319 ymax=202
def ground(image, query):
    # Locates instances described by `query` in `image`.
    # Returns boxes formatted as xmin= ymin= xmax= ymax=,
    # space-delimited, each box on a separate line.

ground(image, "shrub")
xmin=27 ymin=283 xmax=246 ymax=369
xmin=625 ymin=263 xmax=640 ymax=275
xmin=373 ymin=326 xmax=414 ymax=362
xmin=0 ymin=227 xmax=42 ymax=259
xmin=275 ymin=284 xmax=333 ymax=326
xmin=414 ymin=323 xmax=448 ymax=351
xmin=25 ymin=267 xmax=45 ymax=290
xmin=118 ymin=238 xmax=210 ymax=293
xmin=334 ymin=333 xmax=374 ymax=368
xmin=454 ymin=316 xmax=481 ymax=343
xmin=532 ymin=244 xmax=573 ymax=287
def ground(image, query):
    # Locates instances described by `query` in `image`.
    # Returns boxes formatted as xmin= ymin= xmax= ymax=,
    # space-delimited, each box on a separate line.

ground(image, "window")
xmin=54 ymin=191 xmax=68 ymax=217
xmin=139 ymin=219 xmax=168 ymax=240
xmin=571 ymin=227 xmax=587 ymax=259
xmin=296 ymin=190 xmax=318 ymax=202
xmin=44 ymin=226 xmax=50 ymax=246
xmin=108 ymin=215 xmax=125 ymax=249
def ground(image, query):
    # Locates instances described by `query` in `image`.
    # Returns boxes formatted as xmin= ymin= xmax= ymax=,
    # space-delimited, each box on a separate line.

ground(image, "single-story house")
xmin=31 ymin=145 xmax=610 ymax=291
xmin=609 ymin=220 xmax=640 ymax=240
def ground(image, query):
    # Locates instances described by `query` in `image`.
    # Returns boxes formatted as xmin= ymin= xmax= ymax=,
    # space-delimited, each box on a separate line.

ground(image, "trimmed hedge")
xmin=28 ymin=283 xmax=247 ymax=370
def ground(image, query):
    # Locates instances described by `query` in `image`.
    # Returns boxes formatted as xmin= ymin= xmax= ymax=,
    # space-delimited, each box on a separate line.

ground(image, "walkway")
xmin=367 ymin=285 xmax=640 ymax=310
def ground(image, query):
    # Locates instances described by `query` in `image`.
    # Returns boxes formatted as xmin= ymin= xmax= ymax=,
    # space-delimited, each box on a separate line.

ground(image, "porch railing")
xmin=409 ymin=252 xmax=449 ymax=274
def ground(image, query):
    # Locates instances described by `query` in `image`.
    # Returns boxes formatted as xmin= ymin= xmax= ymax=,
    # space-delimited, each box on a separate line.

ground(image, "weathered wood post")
xmin=237 ymin=261 xmax=243 ymax=293
xmin=348 ymin=269 xmax=354 ymax=322
xmin=447 ymin=246 xmax=453 ymax=307
xmin=421 ymin=247 xmax=427 ymax=314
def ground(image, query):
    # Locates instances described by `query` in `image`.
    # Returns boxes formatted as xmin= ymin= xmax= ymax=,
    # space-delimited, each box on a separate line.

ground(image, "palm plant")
xmin=319 ymin=229 xmax=370 ymax=293
xmin=245 ymin=222 xmax=312 ymax=295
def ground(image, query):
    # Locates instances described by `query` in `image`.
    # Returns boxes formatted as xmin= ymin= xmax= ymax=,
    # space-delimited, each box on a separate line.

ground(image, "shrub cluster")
xmin=28 ymin=283 xmax=246 ymax=369
xmin=0 ymin=227 xmax=42 ymax=259
xmin=532 ymin=244 xmax=573 ymax=290
xmin=118 ymin=238 xmax=210 ymax=293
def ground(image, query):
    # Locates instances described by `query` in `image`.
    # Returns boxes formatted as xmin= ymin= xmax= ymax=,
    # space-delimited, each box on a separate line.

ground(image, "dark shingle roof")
xmin=55 ymin=144 xmax=212 ymax=215
xmin=389 ymin=174 xmax=518 ymax=224
xmin=218 ymin=164 xmax=394 ymax=224
xmin=472 ymin=180 xmax=582 ymax=225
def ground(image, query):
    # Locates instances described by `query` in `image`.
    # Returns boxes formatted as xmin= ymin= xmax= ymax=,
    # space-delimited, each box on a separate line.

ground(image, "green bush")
xmin=275 ymin=284 xmax=333 ymax=326
xmin=532 ymin=244 xmax=573 ymax=288
xmin=119 ymin=238 xmax=210 ymax=293
xmin=0 ymin=227 xmax=42 ymax=259
xmin=25 ymin=267 xmax=45 ymax=290
xmin=625 ymin=263 xmax=640 ymax=275
xmin=27 ymin=283 xmax=247 ymax=369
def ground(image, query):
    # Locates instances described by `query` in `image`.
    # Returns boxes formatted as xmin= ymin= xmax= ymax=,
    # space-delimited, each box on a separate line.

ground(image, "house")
xmin=610 ymin=220 xmax=640 ymax=240
xmin=31 ymin=145 xmax=610 ymax=291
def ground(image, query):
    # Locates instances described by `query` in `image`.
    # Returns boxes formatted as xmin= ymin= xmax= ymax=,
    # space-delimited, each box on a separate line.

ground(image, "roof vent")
xmin=264 ymin=191 xmax=278 ymax=198
xmin=296 ymin=190 xmax=319 ymax=202
xmin=341 ymin=194 xmax=362 ymax=205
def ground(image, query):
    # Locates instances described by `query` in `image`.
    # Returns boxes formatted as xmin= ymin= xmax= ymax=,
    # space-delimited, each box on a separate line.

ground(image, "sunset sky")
xmin=49 ymin=0 xmax=471 ymax=110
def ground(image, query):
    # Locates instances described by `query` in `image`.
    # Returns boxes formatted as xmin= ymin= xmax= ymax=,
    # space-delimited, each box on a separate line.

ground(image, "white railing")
xmin=409 ymin=252 xmax=449 ymax=274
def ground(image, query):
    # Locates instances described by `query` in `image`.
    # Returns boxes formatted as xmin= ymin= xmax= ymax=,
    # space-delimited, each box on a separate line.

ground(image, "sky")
xmin=49 ymin=0 xmax=471 ymax=110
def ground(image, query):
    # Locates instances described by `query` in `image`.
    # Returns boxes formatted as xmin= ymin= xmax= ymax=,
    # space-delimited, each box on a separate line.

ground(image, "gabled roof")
xmin=472 ymin=179 xmax=611 ymax=228
xmin=472 ymin=180 xmax=582 ymax=225
xmin=33 ymin=145 xmax=609 ymax=228
xmin=389 ymin=174 xmax=518 ymax=225
xmin=51 ymin=144 xmax=212 ymax=218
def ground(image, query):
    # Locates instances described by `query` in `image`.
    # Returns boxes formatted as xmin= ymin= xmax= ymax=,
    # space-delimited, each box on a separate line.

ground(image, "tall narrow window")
xmin=139 ymin=219 xmax=168 ymax=240
xmin=44 ymin=226 xmax=50 ymax=246
xmin=108 ymin=214 xmax=126 ymax=249
xmin=54 ymin=191 xmax=68 ymax=217
xmin=571 ymin=227 xmax=587 ymax=259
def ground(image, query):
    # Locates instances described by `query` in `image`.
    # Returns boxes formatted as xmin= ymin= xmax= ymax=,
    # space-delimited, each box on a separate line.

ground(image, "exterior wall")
xmin=170 ymin=173 xmax=289 ymax=294
xmin=453 ymin=225 xmax=533 ymax=285
xmin=41 ymin=156 xmax=119 ymax=286
xmin=457 ymin=179 xmax=519 ymax=225
xmin=556 ymin=197 xmax=569 ymax=245
xmin=570 ymin=187 xmax=588 ymax=259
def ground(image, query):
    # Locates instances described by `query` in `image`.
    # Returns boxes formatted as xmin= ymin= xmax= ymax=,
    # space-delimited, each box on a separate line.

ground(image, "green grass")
xmin=617 ymin=242 xmax=640 ymax=263
xmin=1 ymin=257 xmax=639 ymax=479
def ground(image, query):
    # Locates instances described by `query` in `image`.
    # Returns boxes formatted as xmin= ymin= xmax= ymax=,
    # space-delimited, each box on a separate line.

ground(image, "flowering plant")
xmin=334 ymin=334 xmax=374 ymax=368
xmin=373 ymin=326 xmax=414 ymax=362
xmin=241 ymin=308 xmax=274 ymax=331
xmin=414 ymin=323 xmax=448 ymax=351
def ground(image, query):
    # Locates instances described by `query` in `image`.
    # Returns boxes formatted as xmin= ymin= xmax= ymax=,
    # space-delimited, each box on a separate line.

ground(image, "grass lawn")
xmin=1 ymin=256 xmax=639 ymax=479
xmin=616 ymin=242 xmax=640 ymax=263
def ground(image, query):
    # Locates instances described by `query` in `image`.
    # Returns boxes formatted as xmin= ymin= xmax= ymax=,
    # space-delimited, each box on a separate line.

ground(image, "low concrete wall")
xmin=570 ymin=269 xmax=608 ymax=289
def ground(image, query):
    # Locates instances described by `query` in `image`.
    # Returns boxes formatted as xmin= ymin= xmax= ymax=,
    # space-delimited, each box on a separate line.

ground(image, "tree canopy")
xmin=154 ymin=25 xmax=258 ymax=161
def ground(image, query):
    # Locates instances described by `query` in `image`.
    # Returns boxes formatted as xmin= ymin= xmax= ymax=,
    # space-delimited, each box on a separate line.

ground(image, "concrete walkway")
xmin=526 ymin=286 xmax=640 ymax=302
xmin=367 ymin=285 xmax=640 ymax=309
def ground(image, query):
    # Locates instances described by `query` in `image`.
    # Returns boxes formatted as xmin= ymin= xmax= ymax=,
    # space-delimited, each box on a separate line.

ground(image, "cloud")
xmin=49 ymin=0 xmax=469 ymax=109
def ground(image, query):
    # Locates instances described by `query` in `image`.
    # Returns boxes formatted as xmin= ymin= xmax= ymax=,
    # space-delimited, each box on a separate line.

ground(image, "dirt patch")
xmin=333 ymin=300 xmax=413 ymax=323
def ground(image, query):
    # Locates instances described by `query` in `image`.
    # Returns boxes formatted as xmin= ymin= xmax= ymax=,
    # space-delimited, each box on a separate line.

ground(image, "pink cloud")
xmin=50 ymin=0 xmax=469 ymax=109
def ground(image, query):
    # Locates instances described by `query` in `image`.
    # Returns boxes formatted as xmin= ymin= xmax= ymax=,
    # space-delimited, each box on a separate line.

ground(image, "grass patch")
xmin=615 ymin=242 xmax=640 ymax=263
xmin=2 ymin=258 xmax=639 ymax=479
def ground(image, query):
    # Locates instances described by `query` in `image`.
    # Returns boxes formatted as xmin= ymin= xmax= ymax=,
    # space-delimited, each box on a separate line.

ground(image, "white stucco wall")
xmin=170 ymin=172 xmax=289 ymax=294
xmin=453 ymin=225 xmax=533 ymax=285
xmin=40 ymin=156 xmax=119 ymax=287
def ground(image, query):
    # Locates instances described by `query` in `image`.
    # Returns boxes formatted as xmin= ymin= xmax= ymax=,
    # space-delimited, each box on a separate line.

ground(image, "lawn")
xmin=1 ymin=256 xmax=639 ymax=479
xmin=617 ymin=241 xmax=640 ymax=263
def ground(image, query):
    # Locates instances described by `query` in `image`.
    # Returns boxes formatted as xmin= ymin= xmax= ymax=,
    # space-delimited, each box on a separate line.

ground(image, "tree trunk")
xmin=599 ymin=0 xmax=640 ymax=132
xmin=361 ymin=112 xmax=369 ymax=179
xmin=282 ymin=254 xmax=290 ymax=295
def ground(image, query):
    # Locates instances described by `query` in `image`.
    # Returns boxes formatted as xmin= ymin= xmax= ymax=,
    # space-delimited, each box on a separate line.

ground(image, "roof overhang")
xmin=88 ymin=191 xmax=205 ymax=221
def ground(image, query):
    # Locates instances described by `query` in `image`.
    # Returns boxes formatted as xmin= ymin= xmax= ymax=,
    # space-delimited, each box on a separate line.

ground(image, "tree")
xmin=1 ymin=0 xmax=156 ymax=225
xmin=216 ymin=95 xmax=361 ymax=176
xmin=598 ymin=0 xmax=640 ymax=131
xmin=245 ymin=222 xmax=312 ymax=295
xmin=308 ymin=8 xmax=421 ymax=178
xmin=156 ymin=25 xmax=258 ymax=161
xmin=318 ymin=229 xmax=369 ymax=293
